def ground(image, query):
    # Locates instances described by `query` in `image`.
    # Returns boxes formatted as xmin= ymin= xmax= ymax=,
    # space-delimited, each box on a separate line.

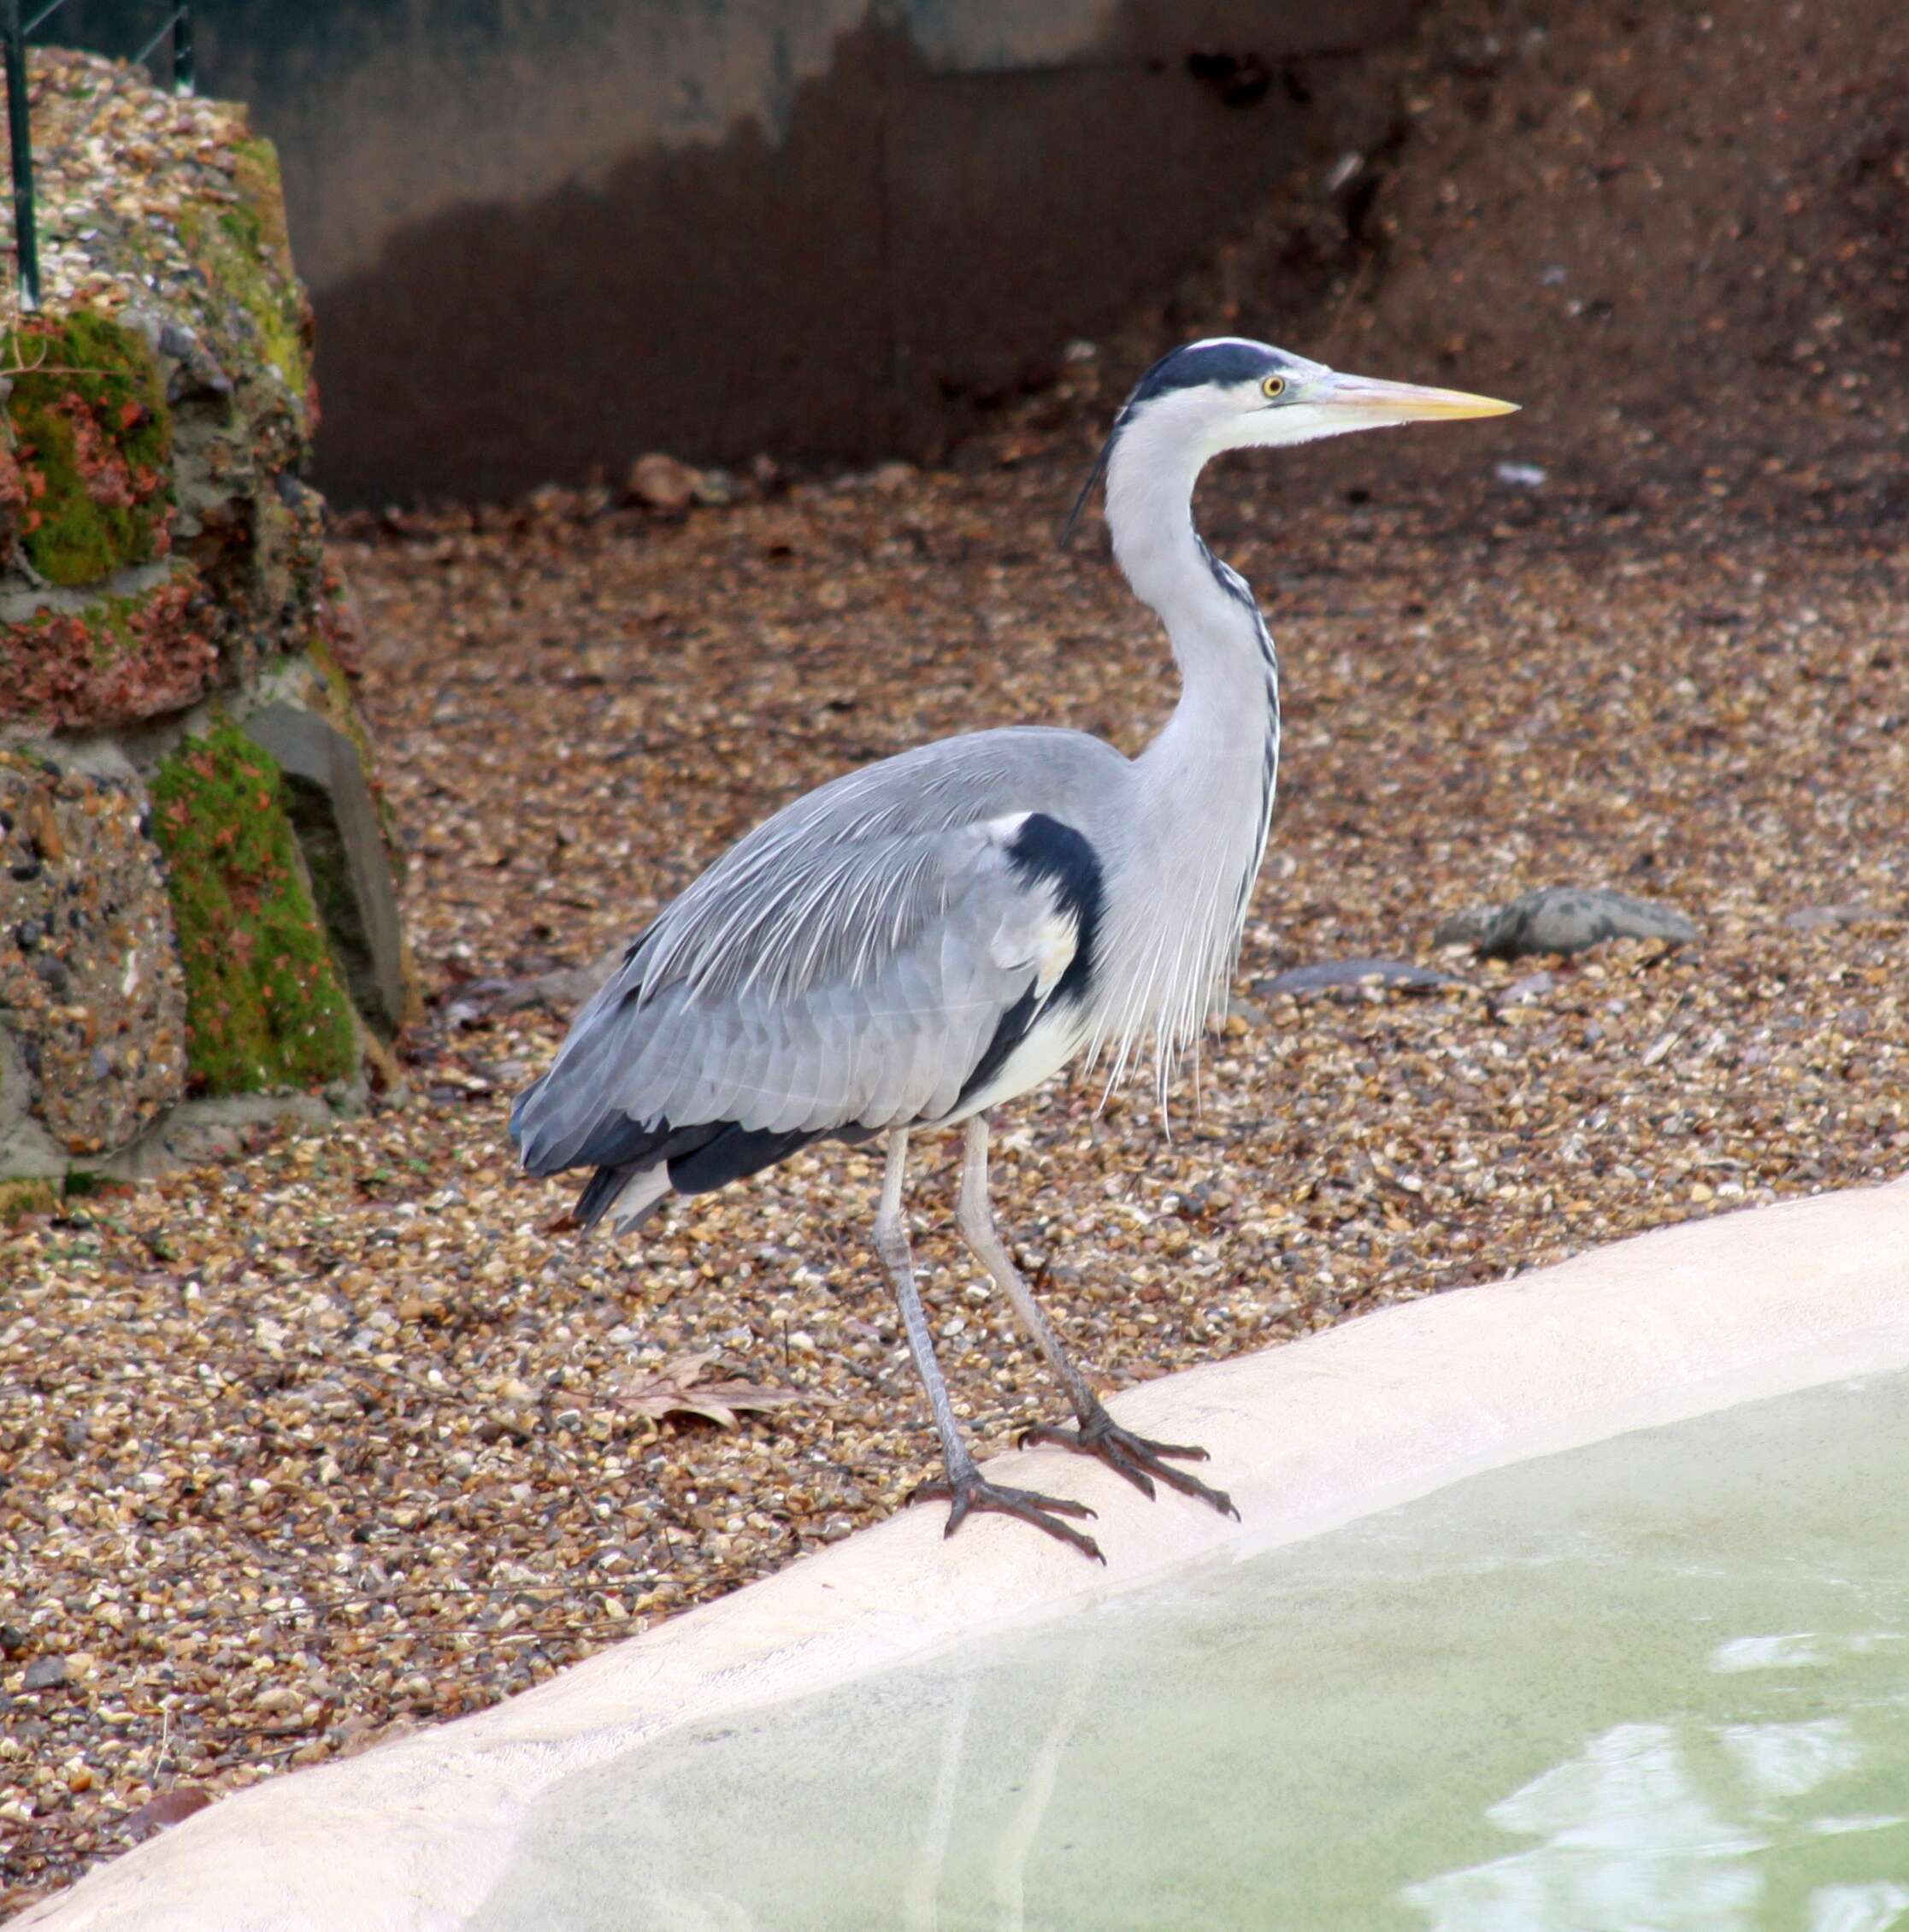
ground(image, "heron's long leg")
xmin=955 ymin=1115 xmax=1102 ymax=1415
xmin=956 ymin=1115 xmax=1237 ymax=1519
xmin=873 ymin=1128 xmax=1102 ymax=1561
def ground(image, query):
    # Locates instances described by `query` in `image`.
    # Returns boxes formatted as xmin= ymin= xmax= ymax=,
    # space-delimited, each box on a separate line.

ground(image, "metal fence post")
xmin=173 ymin=3 xmax=193 ymax=95
xmin=2 ymin=0 xmax=37 ymax=312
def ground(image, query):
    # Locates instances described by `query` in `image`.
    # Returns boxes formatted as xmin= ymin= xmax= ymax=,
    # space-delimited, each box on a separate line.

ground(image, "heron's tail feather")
xmin=574 ymin=1160 xmax=674 ymax=1234
xmin=570 ymin=1120 xmax=881 ymax=1237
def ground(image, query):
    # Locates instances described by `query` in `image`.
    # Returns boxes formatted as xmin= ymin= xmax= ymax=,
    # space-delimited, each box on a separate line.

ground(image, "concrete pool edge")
xmin=25 ymin=1173 xmax=1909 ymax=1932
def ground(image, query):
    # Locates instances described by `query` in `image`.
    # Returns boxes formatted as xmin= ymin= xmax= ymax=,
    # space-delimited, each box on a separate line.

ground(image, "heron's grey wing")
xmin=629 ymin=727 xmax=1122 ymax=1006
xmin=510 ymin=804 xmax=1098 ymax=1175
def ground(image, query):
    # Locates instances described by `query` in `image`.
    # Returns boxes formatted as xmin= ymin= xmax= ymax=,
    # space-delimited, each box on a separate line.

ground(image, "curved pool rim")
xmin=24 ymin=1172 xmax=1909 ymax=1932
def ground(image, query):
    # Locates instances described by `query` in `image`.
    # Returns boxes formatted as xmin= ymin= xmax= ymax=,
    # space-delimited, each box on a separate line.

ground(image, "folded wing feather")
xmin=510 ymin=802 xmax=1082 ymax=1174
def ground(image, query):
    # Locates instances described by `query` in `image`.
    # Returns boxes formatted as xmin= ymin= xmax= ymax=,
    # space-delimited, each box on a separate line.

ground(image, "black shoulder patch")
xmin=951 ymin=814 xmax=1105 ymax=1114
xmin=1005 ymin=813 xmax=1103 ymax=1009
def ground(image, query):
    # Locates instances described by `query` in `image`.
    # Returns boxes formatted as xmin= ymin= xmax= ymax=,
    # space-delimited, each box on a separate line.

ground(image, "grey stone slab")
xmin=1442 ymin=886 xmax=1699 ymax=961
xmin=1255 ymin=957 xmax=1470 ymax=998
xmin=98 ymin=1091 xmax=346 ymax=1181
xmin=242 ymin=701 xmax=409 ymax=1036
xmin=455 ymin=944 xmax=625 ymax=1022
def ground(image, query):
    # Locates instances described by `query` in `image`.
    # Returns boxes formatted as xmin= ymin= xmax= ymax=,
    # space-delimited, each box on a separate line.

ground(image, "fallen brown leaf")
xmin=610 ymin=1352 xmax=831 ymax=1429
xmin=121 ymin=1786 xmax=213 ymax=1835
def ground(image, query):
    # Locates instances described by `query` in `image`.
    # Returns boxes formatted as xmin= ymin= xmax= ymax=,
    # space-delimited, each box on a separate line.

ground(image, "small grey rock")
xmin=1432 ymin=905 xmax=1496 ymax=949
xmin=1465 ymin=886 xmax=1698 ymax=961
xmin=1255 ymin=957 xmax=1469 ymax=999
xmin=23 ymin=1655 xmax=68 ymax=1691
xmin=692 ymin=467 xmax=741 ymax=507
xmin=1783 ymin=903 xmax=1881 ymax=932
xmin=1497 ymin=970 xmax=1557 ymax=1007
xmin=485 ymin=944 xmax=625 ymax=1017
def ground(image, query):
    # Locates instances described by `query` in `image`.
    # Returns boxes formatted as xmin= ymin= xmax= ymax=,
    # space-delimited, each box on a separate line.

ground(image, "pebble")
xmin=1495 ymin=971 xmax=1557 ymax=1008
xmin=625 ymin=453 xmax=701 ymax=513
xmin=121 ymin=1788 xmax=213 ymax=1835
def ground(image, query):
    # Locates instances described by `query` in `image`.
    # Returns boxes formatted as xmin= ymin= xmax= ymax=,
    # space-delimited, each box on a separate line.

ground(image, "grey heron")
xmin=511 ymin=339 xmax=1514 ymax=1560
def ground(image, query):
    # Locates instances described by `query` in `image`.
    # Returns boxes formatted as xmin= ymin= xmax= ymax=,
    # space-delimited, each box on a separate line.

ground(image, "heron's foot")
xmin=910 ymin=1469 xmax=1104 ymax=1564
xmin=1020 ymin=1407 xmax=1240 ymax=1520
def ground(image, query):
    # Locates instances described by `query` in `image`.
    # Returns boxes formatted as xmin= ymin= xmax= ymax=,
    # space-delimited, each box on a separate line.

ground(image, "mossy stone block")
xmin=177 ymin=135 xmax=312 ymax=412
xmin=148 ymin=719 xmax=358 ymax=1093
xmin=0 ymin=559 xmax=215 ymax=728
xmin=0 ymin=751 xmax=189 ymax=1155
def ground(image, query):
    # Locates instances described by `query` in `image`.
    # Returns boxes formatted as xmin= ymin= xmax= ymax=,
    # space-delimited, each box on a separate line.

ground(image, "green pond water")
xmin=476 ymin=1373 xmax=1909 ymax=1932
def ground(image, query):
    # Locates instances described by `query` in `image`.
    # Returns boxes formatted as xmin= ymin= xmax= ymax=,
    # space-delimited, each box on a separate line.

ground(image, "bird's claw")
xmin=1020 ymin=1410 xmax=1239 ymax=1520
xmin=910 ymin=1470 xmax=1104 ymax=1564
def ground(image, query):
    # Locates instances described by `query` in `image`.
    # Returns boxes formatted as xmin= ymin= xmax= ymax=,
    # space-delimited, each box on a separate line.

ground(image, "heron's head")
xmin=1064 ymin=337 xmax=1517 ymax=543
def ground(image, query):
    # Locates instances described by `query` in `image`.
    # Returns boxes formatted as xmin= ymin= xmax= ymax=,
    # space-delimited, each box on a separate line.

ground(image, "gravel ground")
xmin=3 ymin=444 xmax=1906 ymax=1909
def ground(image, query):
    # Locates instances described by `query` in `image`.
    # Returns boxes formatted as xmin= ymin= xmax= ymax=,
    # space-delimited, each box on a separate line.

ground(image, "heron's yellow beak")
xmin=1317 ymin=372 xmax=1518 ymax=421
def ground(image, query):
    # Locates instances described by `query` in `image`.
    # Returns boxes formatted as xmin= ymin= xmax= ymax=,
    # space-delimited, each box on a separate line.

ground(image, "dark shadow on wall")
xmin=38 ymin=2 xmax=1423 ymax=503
xmin=309 ymin=14 xmax=1384 ymax=503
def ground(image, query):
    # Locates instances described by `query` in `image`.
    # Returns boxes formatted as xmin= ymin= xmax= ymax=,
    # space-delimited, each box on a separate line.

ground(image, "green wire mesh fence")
xmin=1 ymin=0 xmax=194 ymax=309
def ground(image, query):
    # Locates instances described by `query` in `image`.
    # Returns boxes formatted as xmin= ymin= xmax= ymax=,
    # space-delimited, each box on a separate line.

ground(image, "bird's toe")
xmin=910 ymin=1471 xmax=1105 ymax=1562
xmin=1022 ymin=1411 xmax=1238 ymax=1520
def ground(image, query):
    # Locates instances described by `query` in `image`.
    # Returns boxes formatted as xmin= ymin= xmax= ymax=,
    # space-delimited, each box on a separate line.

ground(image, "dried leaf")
xmin=610 ymin=1352 xmax=828 ymax=1428
xmin=121 ymin=1786 xmax=212 ymax=1835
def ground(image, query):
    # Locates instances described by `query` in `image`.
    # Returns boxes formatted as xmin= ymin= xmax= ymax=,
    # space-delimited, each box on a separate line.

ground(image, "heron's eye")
xmin=1260 ymin=374 xmax=1286 ymax=400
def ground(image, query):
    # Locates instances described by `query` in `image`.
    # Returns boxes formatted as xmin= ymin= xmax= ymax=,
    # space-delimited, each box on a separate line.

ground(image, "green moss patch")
xmin=178 ymin=138 xmax=310 ymax=400
xmin=3 ymin=311 xmax=174 ymax=586
xmin=149 ymin=719 xmax=357 ymax=1094
xmin=231 ymin=137 xmax=296 ymax=270
xmin=0 ymin=1178 xmax=60 ymax=1226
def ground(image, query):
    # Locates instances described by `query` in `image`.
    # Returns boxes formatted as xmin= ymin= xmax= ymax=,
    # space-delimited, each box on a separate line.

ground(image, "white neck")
xmin=1102 ymin=403 xmax=1281 ymax=770
xmin=1084 ymin=398 xmax=1284 ymax=1099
